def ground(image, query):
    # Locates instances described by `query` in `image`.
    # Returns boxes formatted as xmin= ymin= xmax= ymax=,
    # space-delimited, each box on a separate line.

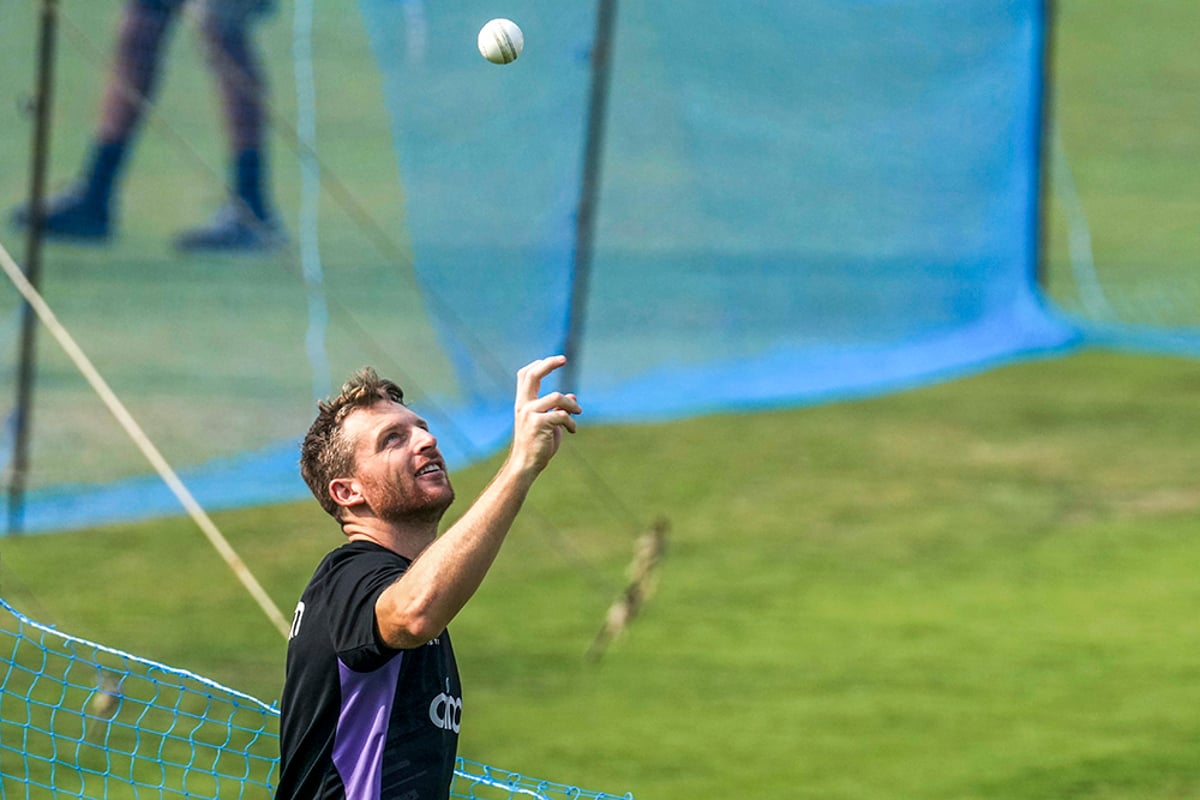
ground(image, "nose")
xmin=415 ymin=426 xmax=438 ymax=452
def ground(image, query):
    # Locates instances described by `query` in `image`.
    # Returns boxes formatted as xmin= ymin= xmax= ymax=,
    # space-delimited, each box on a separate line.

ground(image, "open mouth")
xmin=416 ymin=462 xmax=444 ymax=478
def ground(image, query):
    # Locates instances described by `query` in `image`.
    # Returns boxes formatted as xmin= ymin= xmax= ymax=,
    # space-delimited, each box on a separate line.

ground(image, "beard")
xmin=362 ymin=470 xmax=456 ymax=527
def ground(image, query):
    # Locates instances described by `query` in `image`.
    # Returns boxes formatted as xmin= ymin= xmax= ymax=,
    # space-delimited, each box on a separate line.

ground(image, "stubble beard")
xmin=368 ymin=474 xmax=456 ymax=528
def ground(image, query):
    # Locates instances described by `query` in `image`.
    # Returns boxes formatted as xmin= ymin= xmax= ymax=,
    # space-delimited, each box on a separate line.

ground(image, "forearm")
xmin=376 ymin=355 xmax=579 ymax=649
xmin=376 ymin=458 xmax=536 ymax=648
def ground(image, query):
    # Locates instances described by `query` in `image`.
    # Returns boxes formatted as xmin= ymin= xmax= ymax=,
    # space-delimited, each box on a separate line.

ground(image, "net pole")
xmin=6 ymin=0 xmax=59 ymax=535
xmin=1033 ymin=0 xmax=1054 ymax=290
xmin=0 ymin=241 xmax=292 ymax=640
xmin=561 ymin=0 xmax=618 ymax=391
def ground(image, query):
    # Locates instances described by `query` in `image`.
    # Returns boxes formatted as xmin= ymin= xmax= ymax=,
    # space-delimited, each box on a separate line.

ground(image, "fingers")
xmin=527 ymin=390 xmax=582 ymax=418
xmin=510 ymin=357 xmax=580 ymax=473
xmin=515 ymin=354 xmax=568 ymax=406
xmin=521 ymin=390 xmax=581 ymax=439
xmin=543 ymin=406 xmax=578 ymax=435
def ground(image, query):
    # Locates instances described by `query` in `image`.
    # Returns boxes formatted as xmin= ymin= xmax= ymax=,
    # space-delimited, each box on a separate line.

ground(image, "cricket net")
xmin=0 ymin=598 xmax=632 ymax=800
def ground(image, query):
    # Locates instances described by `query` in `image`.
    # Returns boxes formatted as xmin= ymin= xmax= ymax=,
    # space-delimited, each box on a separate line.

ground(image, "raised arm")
xmin=375 ymin=355 xmax=581 ymax=648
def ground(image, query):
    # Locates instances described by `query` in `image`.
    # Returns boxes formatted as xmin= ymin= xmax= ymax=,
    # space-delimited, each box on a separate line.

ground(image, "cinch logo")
xmin=428 ymin=692 xmax=462 ymax=733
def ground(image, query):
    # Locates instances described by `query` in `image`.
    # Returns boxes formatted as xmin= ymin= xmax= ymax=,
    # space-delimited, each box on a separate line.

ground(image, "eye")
xmin=382 ymin=430 xmax=406 ymax=448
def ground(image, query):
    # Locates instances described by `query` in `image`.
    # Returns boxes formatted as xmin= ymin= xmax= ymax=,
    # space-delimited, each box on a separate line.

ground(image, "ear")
xmin=329 ymin=477 xmax=364 ymax=511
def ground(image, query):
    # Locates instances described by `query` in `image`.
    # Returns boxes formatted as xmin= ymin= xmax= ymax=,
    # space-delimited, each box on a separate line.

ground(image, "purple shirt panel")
xmin=333 ymin=654 xmax=405 ymax=800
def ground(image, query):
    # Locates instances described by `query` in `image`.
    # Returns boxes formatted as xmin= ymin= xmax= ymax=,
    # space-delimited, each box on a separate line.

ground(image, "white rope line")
xmin=0 ymin=240 xmax=290 ymax=641
xmin=1049 ymin=123 xmax=1114 ymax=320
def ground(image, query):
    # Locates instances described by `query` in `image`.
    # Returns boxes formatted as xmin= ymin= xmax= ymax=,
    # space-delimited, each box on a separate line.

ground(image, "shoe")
xmin=173 ymin=203 xmax=286 ymax=254
xmin=10 ymin=182 xmax=111 ymax=242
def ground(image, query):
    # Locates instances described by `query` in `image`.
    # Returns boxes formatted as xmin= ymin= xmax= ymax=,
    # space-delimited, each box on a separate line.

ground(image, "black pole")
xmin=562 ymin=0 xmax=617 ymax=391
xmin=1033 ymin=0 xmax=1054 ymax=290
xmin=7 ymin=0 xmax=59 ymax=534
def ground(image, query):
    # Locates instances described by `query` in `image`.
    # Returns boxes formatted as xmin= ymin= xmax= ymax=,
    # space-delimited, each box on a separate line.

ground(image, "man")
xmin=276 ymin=355 xmax=581 ymax=799
xmin=11 ymin=0 xmax=283 ymax=253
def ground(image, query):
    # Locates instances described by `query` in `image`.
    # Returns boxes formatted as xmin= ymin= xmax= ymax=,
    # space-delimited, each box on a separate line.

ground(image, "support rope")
xmin=0 ymin=239 xmax=291 ymax=641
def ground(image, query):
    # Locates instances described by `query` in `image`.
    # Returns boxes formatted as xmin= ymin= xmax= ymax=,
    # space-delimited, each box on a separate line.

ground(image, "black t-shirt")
xmin=275 ymin=540 xmax=461 ymax=799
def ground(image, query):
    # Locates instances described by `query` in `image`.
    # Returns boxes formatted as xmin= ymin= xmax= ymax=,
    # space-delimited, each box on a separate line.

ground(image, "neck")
xmin=343 ymin=517 xmax=438 ymax=561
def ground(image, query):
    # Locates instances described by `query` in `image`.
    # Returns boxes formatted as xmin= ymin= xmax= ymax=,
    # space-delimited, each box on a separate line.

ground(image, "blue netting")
xmin=0 ymin=598 xmax=632 ymax=799
xmin=361 ymin=0 xmax=1074 ymax=426
xmin=3 ymin=0 xmax=1087 ymax=532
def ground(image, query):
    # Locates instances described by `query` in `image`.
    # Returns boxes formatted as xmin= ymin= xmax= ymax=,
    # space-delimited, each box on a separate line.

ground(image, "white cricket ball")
xmin=477 ymin=18 xmax=524 ymax=65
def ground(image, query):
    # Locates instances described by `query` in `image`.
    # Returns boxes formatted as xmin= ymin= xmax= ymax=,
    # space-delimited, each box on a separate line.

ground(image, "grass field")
xmin=2 ymin=0 xmax=1200 ymax=798
xmin=1044 ymin=1 xmax=1200 ymax=324
xmin=4 ymin=348 xmax=1200 ymax=799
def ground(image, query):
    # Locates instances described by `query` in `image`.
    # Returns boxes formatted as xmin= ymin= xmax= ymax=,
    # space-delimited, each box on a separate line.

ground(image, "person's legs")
xmin=174 ymin=0 xmax=284 ymax=252
xmin=98 ymin=0 xmax=180 ymax=145
xmin=12 ymin=0 xmax=181 ymax=241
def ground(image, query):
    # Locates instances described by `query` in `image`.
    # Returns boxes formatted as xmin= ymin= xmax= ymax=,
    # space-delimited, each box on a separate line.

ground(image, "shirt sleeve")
xmin=323 ymin=549 xmax=409 ymax=672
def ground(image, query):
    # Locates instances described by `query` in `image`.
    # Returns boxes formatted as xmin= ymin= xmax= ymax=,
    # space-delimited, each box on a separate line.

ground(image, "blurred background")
xmin=0 ymin=0 xmax=1196 ymax=531
xmin=0 ymin=1 xmax=1198 ymax=798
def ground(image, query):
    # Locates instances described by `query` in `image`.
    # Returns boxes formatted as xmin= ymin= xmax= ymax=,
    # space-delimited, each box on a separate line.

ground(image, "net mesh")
xmin=361 ymin=0 xmax=1072 ymax=417
xmin=0 ymin=598 xmax=631 ymax=800
xmin=0 ymin=598 xmax=278 ymax=798
xmin=0 ymin=0 xmax=1195 ymax=534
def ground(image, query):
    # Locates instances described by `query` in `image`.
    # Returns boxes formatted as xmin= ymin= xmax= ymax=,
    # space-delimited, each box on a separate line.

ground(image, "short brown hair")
xmin=300 ymin=367 xmax=405 ymax=520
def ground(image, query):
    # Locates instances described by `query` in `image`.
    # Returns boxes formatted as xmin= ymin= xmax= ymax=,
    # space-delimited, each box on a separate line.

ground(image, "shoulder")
xmin=302 ymin=541 xmax=411 ymax=605
xmin=293 ymin=543 xmax=413 ymax=666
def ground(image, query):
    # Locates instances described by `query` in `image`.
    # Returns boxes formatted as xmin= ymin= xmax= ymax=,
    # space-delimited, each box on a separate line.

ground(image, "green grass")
xmin=5 ymin=349 xmax=1200 ymax=799
xmin=1044 ymin=0 xmax=1200 ymax=324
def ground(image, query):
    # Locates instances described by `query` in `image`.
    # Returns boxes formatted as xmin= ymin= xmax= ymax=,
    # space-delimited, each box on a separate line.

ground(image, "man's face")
xmin=340 ymin=399 xmax=455 ymax=525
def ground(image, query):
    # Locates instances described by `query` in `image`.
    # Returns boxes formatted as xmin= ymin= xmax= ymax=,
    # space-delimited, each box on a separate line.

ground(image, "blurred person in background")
xmin=12 ymin=0 xmax=284 ymax=253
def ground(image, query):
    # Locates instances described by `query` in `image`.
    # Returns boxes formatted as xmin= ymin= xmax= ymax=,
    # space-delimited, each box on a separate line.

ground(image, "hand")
xmin=510 ymin=355 xmax=582 ymax=475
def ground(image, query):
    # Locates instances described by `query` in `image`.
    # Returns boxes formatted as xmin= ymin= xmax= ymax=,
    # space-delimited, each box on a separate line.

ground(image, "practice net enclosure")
xmin=0 ymin=1 xmax=1083 ymax=532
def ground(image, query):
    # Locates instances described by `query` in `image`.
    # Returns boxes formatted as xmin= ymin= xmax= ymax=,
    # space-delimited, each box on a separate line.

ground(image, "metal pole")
xmin=7 ymin=0 xmax=59 ymax=534
xmin=1033 ymin=0 xmax=1054 ymax=290
xmin=561 ymin=0 xmax=617 ymax=391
